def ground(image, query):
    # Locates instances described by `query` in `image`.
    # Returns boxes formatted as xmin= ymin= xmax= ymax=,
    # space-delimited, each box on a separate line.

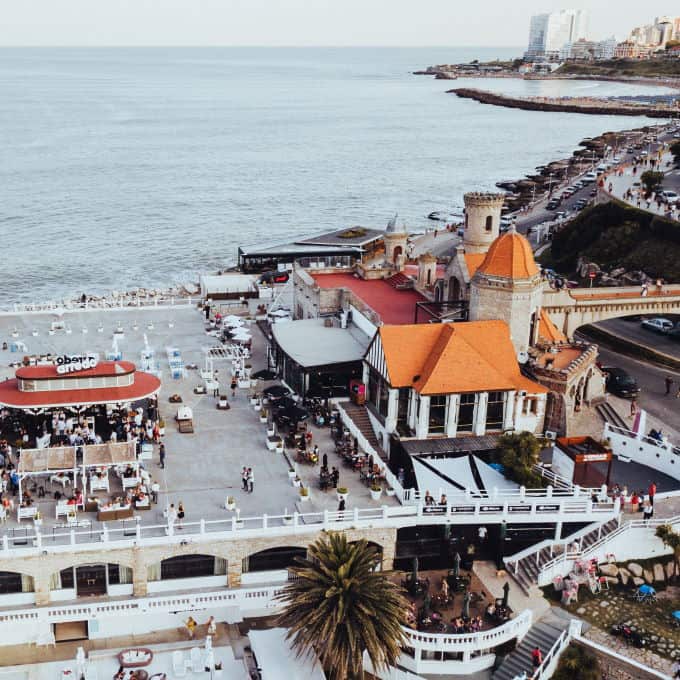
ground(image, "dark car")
xmin=259 ymin=270 xmax=290 ymax=284
xmin=602 ymin=366 xmax=640 ymax=398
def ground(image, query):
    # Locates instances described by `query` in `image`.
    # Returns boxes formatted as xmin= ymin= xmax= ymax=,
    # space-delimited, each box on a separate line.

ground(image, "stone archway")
xmin=434 ymin=284 xmax=442 ymax=302
xmin=393 ymin=245 xmax=403 ymax=264
xmin=448 ymin=276 xmax=461 ymax=301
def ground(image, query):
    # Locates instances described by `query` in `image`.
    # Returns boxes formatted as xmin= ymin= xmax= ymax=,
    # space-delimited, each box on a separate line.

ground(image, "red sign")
xmin=588 ymin=272 xmax=596 ymax=279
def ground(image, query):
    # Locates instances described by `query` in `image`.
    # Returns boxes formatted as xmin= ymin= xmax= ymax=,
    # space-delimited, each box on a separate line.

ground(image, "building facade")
xmin=525 ymin=9 xmax=590 ymax=60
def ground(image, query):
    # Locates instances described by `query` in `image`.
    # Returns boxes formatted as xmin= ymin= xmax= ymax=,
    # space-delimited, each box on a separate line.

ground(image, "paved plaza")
xmin=0 ymin=303 xmax=397 ymax=536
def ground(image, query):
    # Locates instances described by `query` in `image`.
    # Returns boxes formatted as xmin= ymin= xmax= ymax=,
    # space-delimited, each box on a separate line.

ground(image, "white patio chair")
xmin=172 ymin=650 xmax=186 ymax=678
xmin=190 ymin=647 xmax=203 ymax=673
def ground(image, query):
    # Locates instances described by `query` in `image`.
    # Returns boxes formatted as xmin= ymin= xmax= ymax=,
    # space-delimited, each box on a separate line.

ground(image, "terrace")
xmin=0 ymin=304 xmax=400 ymax=538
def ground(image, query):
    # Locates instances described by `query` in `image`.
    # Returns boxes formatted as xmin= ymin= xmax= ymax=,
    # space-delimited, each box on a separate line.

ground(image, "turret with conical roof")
xmin=469 ymin=227 xmax=544 ymax=355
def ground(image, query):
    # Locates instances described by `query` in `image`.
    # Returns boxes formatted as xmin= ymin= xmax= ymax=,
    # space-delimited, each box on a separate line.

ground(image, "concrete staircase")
xmin=506 ymin=518 xmax=620 ymax=594
xmin=340 ymin=403 xmax=386 ymax=459
xmin=492 ymin=609 xmax=571 ymax=680
xmin=385 ymin=272 xmax=414 ymax=290
xmin=595 ymin=401 xmax=628 ymax=430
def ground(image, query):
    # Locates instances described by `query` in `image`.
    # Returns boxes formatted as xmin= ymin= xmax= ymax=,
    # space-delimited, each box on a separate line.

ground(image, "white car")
xmin=660 ymin=190 xmax=678 ymax=205
xmin=641 ymin=317 xmax=674 ymax=334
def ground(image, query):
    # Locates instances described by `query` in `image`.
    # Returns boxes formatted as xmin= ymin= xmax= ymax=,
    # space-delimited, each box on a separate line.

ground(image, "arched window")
xmin=243 ymin=547 xmax=307 ymax=573
xmin=155 ymin=555 xmax=227 ymax=581
xmin=485 ymin=215 xmax=493 ymax=232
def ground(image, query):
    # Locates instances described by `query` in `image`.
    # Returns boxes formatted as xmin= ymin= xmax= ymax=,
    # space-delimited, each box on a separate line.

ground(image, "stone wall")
xmin=0 ymin=526 xmax=398 ymax=606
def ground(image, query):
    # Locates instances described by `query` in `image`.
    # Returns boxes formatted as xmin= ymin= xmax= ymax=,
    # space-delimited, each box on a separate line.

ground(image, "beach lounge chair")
xmin=172 ymin=651 xmax=186 ymax=678
xmin=190 ymin=647 xmax=203 ymax=673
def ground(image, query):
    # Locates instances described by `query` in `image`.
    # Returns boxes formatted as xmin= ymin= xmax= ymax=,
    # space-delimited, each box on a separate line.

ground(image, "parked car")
xmin=259 ymin=270 xmax=290 ymax=284
xmin=660 ymin=190 xmax=679 ymax=205
xmin=640 ymin=317 xmax=674 ymax=334
xmin=546 ymin=199 xmax=560 ymax=210
xmin=589 ymin=188 xmax=597 ymax=197
xmin=602 ymin=367 xmax=640 ymax=398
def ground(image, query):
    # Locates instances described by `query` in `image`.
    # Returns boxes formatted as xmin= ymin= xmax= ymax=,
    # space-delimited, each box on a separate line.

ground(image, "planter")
xmin=337 ymin=490 xmax=349 ymax=502
xmin=259 ymin=416 xmax=268 ymax=424
xmin=299 ymin=491 xmax=310 ymax=503
xmin=267 ymin=426 xmax=276 ymax=437
xmin=292 ymin=478 xmax=301 ymax=488
xmin=250 ymin=397 xmax=258 ymax=406
xmin=275 ymin=444 xmax=284 ymax=454
xmin=213 ymin=670 xmax=223 ymax=678
xmin=238 ymin=380 xmax=251 ymax=389
xmin=385 ymin=488 xmax=396 ymax=497
xmin=370 ymin=488 xmax=382 ymax=501
xmin=226 ymin=501 xmax=236 ymax=511
xmin=266 ymin=436 xmax=280 ymax=451
xmin=253 ymin=402 xmax=262 ymax=412
xmin=287 ymin=469 xmax=296 ymax=479
xmin=282 ymin=516 xmax=293 ymax=526
xmin=159 ymin=427 xmax=165 ymax=436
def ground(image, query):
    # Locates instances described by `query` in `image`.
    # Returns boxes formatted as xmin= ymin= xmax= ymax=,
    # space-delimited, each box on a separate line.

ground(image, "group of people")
xmin=240 ymin=466 xmax=255 ymax=493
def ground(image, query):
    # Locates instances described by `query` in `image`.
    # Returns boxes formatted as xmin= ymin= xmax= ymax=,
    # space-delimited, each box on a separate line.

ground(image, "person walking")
xmin=630 ymin=399 xmax=638 ymax=418
xmin=230 ymin=378 xmax=237 ymax=398
xmin=531 ymin=647 xmax=543 ymax=669
xmin=338 ymin=498 xmax=346 ymax=513
xmin=247 ymin=468 xmax=254 ymax=493
xmin=643 ymin=500 xmax=654 ymax=523
xmin=159 ymin=443 xmax=166 ymax=469
xmin=241 ymin=466 xmax=248 ymax=491
xmin=177 ymin=501 xmax=185 ymax=528
xmin=167 ymin=503 xmax=177 ymax=530
xmin=665 ymin=376 xmax=674 ymax=396
xmin=648 ymin=481 xmax=657 ymax=506
xmin=185 ymin=616 xmax=197 ymax=639
xmin=207 ymin=615 xmax=217 ymax=636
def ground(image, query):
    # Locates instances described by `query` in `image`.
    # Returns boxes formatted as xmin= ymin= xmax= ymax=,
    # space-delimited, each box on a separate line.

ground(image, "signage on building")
xmin=576 ymin=452 xmax=610 ymax=463
xmin=55 ymin=354 xmax=99 ymax=375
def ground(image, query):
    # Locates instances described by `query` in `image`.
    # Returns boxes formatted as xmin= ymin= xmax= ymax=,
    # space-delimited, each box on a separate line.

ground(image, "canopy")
xmin=83 ymin=441 xmax=136 ymax=467
xmin=248 ymin=628 xmax=325 ymax=680
xmin=18 ymin=446 xmax=76 ymax=474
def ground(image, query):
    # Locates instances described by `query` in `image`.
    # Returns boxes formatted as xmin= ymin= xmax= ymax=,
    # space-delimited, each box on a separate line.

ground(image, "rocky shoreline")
xmin=451 ymin=87 xmax=677 ymax=118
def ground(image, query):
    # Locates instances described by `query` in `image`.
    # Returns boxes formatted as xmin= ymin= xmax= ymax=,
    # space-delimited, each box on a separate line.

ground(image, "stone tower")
xmin=463 ymin=192 xmax=506 ymax=255
xmin=383 ymin=216 xmax=408 ymax=271
xmin=417 ymin=252 xmax=438 ymax=289
xmin=469 ymin=227 xmax=544 ymax=355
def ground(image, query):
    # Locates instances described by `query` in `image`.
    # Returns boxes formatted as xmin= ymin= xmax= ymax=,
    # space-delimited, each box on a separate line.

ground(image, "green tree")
xmin=276 ymin=533 xmax=408 ymax=680
xmin=498 ymin=431 xmax=544 ymax=487
xmin=552 ymin=644 xmax=600 ymax=680
xmin=640 ymin=170 xmax=665 ymax=194
xmin=670 ymin=140 xmax=680 ymax=168
xmin=655 ymin=524 xmax=680 ymax=580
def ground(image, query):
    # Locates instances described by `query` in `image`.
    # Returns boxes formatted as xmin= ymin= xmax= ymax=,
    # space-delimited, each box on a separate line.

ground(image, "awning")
xmin=18 ymin=446 xmax=77 ymax=474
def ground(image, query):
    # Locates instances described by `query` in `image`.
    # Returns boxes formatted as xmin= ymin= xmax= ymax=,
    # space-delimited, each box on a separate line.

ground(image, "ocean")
xmin=0 ymin=47 xmax=670 ymax=305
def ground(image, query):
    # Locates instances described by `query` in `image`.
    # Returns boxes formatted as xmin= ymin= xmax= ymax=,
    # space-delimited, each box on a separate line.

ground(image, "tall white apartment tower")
xmin=525 ymin=9 xmax=590 ymax=60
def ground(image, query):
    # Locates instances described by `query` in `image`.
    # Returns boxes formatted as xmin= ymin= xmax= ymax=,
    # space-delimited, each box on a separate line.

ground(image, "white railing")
xmin=0 ymin=497 xmax=621 ymax=558
xmin=532 ymin=620 xmax=581 ymax=680
xmin=505 ymin=515 xmax=621 ymax=576
xmin=605 ymin=423 xmax=680 ymax=485
xmin=0 ymin=296 xmax=200 ymax=317
xmin=537 ymin=514 xmax=680 ymax=586
xmin=403 ymin=609 xmax=532 ymax=654
xmin=0 ymin=583 xmax=284 ymax=627
xmin=334 ymin=402 xmax=407 ymax=503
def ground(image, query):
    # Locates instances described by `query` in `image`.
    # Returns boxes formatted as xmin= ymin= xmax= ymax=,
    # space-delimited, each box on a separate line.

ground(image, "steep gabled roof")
xmin=378 ymin=321 xmax=547 ymax=395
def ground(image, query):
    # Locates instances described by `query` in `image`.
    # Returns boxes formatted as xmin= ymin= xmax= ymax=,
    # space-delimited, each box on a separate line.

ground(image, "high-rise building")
xmin=628 ymin=15 xmax=680 ymax=49
xmin=525 ymin=9 xmax=590 ymax=60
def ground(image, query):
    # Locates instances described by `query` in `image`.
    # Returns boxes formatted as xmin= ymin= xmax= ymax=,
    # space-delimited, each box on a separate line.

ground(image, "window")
xmin=523 ymin=398 xmax=538 ymax=415
xmin=0 ymin=571 xmax=23 ymax=594
xmin=160 ymin=554 xmax=225 ymax=580
xmin=367 ymin=367 xmax=389 ymax=418
xmin=457 ymin=394 xmax=476 ymax=432
xmin=485 ymin=215 xmax=493 ymax=232
xmin=243 ymin=547 xmax=307 ymax=573
xmin=428 ymin=396 xmax=447 ymax=434
xmin=485 ymin=391 xmax=506 ymax=430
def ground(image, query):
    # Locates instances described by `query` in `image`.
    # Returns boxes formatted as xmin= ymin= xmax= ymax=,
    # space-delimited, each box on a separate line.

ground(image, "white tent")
xmin=249 ymin=628 xmax=326 ymax=680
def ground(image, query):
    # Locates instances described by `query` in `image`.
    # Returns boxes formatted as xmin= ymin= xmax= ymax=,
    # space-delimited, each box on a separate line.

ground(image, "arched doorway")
xmin=434 ymin=284 xmax=442 ymax=302
xmin=243 ymin=546 xmax=307 ymax=574
xmin=393 ymin=245 xmax=403 ymax=264
xmin=448 ymin=277 xmax=461 ymax=301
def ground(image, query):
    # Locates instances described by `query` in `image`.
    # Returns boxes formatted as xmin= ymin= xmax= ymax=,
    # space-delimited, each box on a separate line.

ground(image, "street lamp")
xmin=547 ymin=172 xmax=555 ymax=195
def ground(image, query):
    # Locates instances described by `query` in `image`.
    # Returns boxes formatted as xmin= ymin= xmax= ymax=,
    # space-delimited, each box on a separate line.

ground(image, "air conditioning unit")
xmin=544 ymin=430 xmax=557 ymax=441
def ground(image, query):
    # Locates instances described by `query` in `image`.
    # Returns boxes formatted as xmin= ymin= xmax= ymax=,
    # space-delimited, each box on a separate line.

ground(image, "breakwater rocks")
xmin=450 ymin=87 xmax=676 ymax=119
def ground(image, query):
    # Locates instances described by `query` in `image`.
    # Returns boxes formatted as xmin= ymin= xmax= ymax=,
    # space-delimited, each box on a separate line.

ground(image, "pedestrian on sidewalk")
xmin=185 ymin=616 xmax=197 ymax=639
xmin=159 ymin=442 xmax=166 ymax=469
xmin=241 ymin=466 xmax=248 ymax=491
xmin=247 ymin=468 xmax=254 ymax=493
xmin=630 ymin=398 xmax=638 ymax=418
xmin=207 ymin=615 xmax=217 ymax=636
xmin=665 ymin=376 xmax=674 ymax=395
xmin=531 ymin=647 xmax=543 ymax=669
xmin=177 ymin=501 xmax=185 ymax=528
xmin=643 ymin=501 xmax=654 ymax=523
xmin=231 ymin=378 xmax=237 ymax=398
xmin=648 ymin=481 xmax=657 ymax=506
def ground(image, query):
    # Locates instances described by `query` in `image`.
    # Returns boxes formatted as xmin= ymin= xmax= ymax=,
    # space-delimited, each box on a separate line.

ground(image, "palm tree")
xmin=276 ymin=532 xmax=408 ymax=680
xmin=552 ymin=644 xmax=600 ymax=680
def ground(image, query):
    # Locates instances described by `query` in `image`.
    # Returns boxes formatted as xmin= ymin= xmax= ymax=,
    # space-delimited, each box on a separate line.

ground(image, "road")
xmin=576 ymin=330 xmax=680 ymax=439
xmin=595 ymin=317 xmax=680 ymax=360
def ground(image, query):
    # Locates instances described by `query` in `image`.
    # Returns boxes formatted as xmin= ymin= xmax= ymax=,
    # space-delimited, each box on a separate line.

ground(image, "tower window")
xmin=485 ymin=215 xmax=493 ymax=232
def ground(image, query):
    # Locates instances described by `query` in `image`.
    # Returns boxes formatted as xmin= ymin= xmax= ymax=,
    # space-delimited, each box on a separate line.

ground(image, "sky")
xmin=0 ymin=1 xmax=674 ymax=47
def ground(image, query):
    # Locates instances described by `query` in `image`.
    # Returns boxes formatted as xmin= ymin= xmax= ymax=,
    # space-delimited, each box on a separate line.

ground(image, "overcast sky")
xmin=0 ymin=1 xmax=673 ymax=47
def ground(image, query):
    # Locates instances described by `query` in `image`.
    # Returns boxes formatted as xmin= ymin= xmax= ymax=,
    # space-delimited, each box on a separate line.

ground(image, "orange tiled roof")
xmin=538 ymin=309 xmax=567 ymax=344
xmin=476 ymin=231 xmax=539 ymax=279
xmin=463 ymin=253 xmax=486 ymax=278
xmin=378 ymin=321 xmax=547 ymax=395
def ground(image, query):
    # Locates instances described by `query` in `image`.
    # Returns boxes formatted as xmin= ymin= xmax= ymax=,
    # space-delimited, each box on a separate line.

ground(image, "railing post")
xmin=2 ymin=535 xmax=8 ymax=551
xmin=102 ymin=524 xmax=108 ymax=542
xmin=231 ymin=516 xmax=236 ymax=532
xmin=263 ymin=514 xmax=268 ymax=529
xmin=546 ymin=484 xmax=553 ymax=499
xmin=323 ymin=510 xmax=329 ymax=529
xmin=574 ymin=484 xmax=581 ymax=497
xmin=35 ymin=530 xmax=42 ymax=549
xmin=519 ymin=485 xmax=525 ymax=499
xmin=417 ymin=502 xmax=423 ymax=518
xmin=382 ymin=505 xmax=388 ymax=520
xmin=353 ymin=507 xmax=359 ymax=523
xmin=70 ymin=530 xmax=76 ymax=545
xmin=200 ymin=519 xmax=206 ymax=534
xmin=136 ymin=523 xmax=141 ymax=540
xmin=293 ymin=512 xmax=299 ymax=527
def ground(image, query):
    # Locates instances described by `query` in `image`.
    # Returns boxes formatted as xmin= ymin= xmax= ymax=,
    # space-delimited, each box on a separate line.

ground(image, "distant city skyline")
xmin=0 ymin=1 xmax=676 ymax=47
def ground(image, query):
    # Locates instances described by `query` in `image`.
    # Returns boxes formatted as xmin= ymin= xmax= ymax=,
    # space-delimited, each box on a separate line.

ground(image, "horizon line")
xmin=0 ymin=44 xmax=526 ymax=50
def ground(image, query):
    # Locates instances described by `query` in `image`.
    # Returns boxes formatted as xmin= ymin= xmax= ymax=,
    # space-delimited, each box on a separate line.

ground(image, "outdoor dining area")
xmin=396 ymin=555 xmax=514 ymax=635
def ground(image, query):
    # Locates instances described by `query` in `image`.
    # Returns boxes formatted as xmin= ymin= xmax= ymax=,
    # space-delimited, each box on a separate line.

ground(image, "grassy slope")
xmin=543 ymin=201 xmax=680 ymax=281
xmin=556 ymin=59 xmax=680 ymax=78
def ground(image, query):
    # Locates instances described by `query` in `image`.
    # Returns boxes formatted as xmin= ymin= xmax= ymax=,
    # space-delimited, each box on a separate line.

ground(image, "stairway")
xmin=595 ymin=401 xmax=628 ymax=430
xmin=340 ymin=403 xmax=386 ymax=459
xmin=385 ymin=272 xmax=414 ymax=290
xmin=506 ymin=518 xmax=620 ymax=594
xmin=492 ymin=609 xmax=571 ymax=680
